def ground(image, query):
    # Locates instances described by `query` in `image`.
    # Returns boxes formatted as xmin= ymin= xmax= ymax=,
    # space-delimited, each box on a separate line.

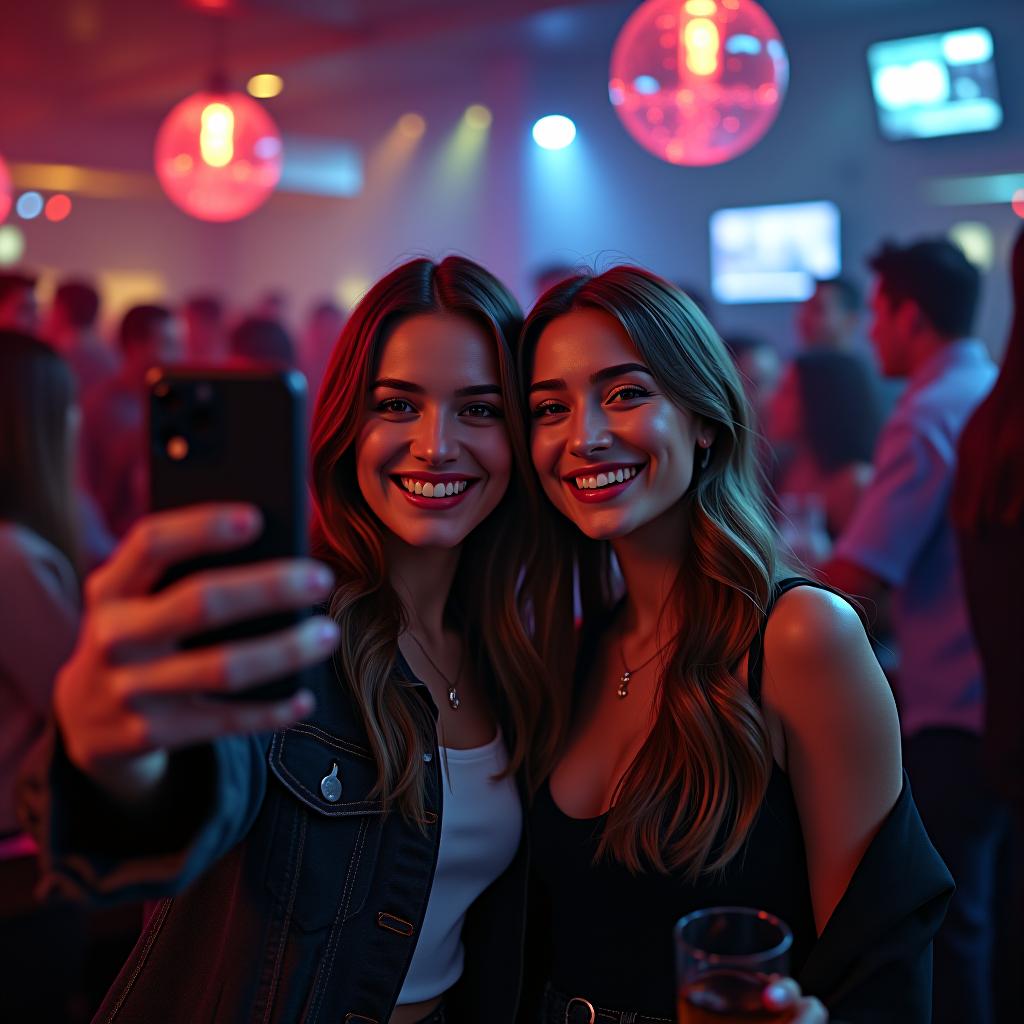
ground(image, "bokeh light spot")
xmin=247 ymin=74 xmax=284 ymax=99
xmin=0 ymin=224 xmax=26 ymax=265
xmin=44 ymin=194 xmax=72 ymax=222
xmin=16 ymin=191 xmax=44 ymax=220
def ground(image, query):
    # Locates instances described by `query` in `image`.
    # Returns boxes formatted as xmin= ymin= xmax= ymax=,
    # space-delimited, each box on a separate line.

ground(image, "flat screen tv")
xmin=709 ymin=200 xmax=840 ymax=304
xmin=867 ymin=26 xmax=1002 ymax=141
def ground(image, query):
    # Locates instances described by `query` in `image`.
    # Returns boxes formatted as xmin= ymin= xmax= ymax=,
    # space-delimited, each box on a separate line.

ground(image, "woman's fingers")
xmin=93 ymin=559 xmax=335 ymax=656
xmin=111 ymin=617 xmax=340 ymax=699
xmin=86 ymin=504 xmax=264 ymax=602
xmin=763 ymin=978 xmax=828 ymax=1022
xmin=136 ymin=689 xmax=317 ymax=752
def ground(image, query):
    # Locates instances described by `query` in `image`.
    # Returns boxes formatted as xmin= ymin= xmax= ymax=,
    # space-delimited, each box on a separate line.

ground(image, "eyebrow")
xmin=371 ymin=377 xmax=502 ymax=398
xmin=528 ymin=362 xmax=652 ymax=394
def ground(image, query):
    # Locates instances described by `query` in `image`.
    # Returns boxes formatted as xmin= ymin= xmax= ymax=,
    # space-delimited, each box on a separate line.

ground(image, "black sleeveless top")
xmin=529 ymin=579 xmax=819 ymax=1016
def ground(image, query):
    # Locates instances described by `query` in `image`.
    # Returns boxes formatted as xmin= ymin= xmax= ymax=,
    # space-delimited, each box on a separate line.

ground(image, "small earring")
xmin=700 ymin=442 xmax=711 ymax=469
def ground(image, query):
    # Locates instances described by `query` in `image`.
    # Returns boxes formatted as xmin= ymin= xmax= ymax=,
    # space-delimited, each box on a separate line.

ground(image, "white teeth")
xmin=414 ymin=481 xmax=423 ymax=494
xmin=401 ymin=477 xmax=470 ymax=497
xmin=445 ymin=482 xmax=454 ymax=496
xmin=423 ymin=482 xmax=435 ymax=497
xmin=573 ymin=467 xmax=643 ymax=490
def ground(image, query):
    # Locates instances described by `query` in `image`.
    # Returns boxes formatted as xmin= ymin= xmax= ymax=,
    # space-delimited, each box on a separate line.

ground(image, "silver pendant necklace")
xmin=617 ymin=639 xmax=673 ymax=698
xmin=406 ymin=631 xmax=463 ymax=711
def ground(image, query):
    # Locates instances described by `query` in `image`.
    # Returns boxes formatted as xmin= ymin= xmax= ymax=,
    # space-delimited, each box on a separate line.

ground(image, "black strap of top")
xmin=746 ymin=576 xmax=829 ymax=707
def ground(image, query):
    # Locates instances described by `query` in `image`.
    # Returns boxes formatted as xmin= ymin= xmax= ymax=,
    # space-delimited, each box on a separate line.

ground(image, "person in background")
xmin=822 ymin=239 xmax=1002 ymax=1024
xmin=253 ymin=287 xmax=290 ymax=326
xmin=80 ymin=304 xmax=184 ymax=538
xmin=0 ymin=330 xmax=85 ymax=1022
xmin=0 ymin=270 xmax=39 ymax=333
xmin=796 ymin=277 xmax=862 ymax=354
xmin=301 ymin=298 xmax=345 ymax=398
xmin=228 ymin=315 xmax=297 ymax=371
xmin=952 ymin=223 xmax=1024 ymax=1020
xmin=725 ymin=334 xmax=783 ymax=431
xmin=768 ymin=350 xmax=882 ymax=546
xmin=46 ymin=278 xmax=119 ymax=401
xmin=182 ymin=293 xmax=228 ymax=365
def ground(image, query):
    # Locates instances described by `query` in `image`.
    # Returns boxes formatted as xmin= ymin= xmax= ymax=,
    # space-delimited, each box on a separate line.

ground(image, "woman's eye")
xmin=378 ymin=397 xmax=415 ymax=414
xmin=532 ymin=401 xmax=568 ymax=418
xmin=461 ymin=402 xmax=502 ymax=419
xmin=607 ymin=385 xmax=651 ymax=403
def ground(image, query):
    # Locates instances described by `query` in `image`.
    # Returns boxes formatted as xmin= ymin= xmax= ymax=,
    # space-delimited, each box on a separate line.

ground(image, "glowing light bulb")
xmin=683 ymin=18 xmax=719 ymax=76
xmin=200 ymin=103 xmax=235 ymax=167
xmin=532 ymin=115 xmax=577 ymax=150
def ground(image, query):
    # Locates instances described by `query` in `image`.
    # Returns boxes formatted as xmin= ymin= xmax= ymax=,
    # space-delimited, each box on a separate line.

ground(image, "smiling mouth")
xmin=570 ymin=466 xmax=641 ymax=492
xmin=562 ymin=463 xmax=646 ymax=504
xmin=396 ymin=477 xmax=471 ymax=498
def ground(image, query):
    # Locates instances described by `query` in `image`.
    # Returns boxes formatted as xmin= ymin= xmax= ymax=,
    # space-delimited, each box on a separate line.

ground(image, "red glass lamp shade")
xmin=154 ymin=90 xmax=282 ymax=222
xmin=609 ymin=0 xmax=789 ymax=167
xmin=0 ymin=155 xmax=11 ymax=223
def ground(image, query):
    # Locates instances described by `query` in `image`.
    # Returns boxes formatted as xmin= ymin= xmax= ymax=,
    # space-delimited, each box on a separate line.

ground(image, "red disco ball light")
xmin=609 ymin=0 xmax=789 ymax=167
xmin=154 ymin=90 xmax=282 ymax=221
xmin=0 ymin=155 xmax=11 ymax=223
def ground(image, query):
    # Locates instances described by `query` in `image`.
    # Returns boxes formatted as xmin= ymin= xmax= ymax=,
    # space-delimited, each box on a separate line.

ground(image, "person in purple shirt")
xmin=822 ymin=239 xmax=1003 ymax=1024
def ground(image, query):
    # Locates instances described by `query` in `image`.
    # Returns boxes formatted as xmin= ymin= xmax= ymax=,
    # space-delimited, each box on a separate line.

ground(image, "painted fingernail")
xmin=225 ymin=507 xmax=260 ymax=537
xmin=764 ymin=982 xmax=792 ymax=1006
xmin=307 ymin=565 xmax=334 ymax=592
xmin=311 ymin=619 xmax=340 ymax=648
xmin=293 ymin=689 xmax=316 ymax=715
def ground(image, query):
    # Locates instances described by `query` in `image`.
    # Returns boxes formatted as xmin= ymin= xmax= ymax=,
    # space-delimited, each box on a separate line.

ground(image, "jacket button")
xmin=320 ymin=763 xmax=342 ymax=802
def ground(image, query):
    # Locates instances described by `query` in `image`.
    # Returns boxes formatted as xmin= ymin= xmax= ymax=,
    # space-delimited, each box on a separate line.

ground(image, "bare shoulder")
xmin=760 ymin=584 xmax=892 ymax=716
xmin=764 ymin=584 xmax=866 ymax=659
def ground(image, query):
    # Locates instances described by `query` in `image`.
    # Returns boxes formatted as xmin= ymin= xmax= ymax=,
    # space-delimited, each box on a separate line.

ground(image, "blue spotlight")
xmin=532 ymin=115 xmax=577 ymax=150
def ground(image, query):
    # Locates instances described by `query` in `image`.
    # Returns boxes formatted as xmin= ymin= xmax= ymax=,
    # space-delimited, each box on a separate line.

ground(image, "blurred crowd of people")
xmin=1 ymin=229 xmax=1022 ymax=1022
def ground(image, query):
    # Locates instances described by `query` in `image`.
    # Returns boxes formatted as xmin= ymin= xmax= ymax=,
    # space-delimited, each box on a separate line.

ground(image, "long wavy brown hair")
xmin=310 ymin=257 xmax=561 ymax=822
xmin=521 ymin=267 xmax=786 ymax=879
xmin=0 ymin=330 xmax=80 ymax=573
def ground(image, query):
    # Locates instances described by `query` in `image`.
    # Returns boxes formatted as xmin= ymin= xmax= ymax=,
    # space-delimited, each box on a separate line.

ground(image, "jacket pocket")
xmin=264 ymin=723 xmax=386 ymax=932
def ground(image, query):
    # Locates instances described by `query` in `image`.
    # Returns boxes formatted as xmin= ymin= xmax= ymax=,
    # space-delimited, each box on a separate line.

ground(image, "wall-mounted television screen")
xmin=867 ymin=27 xmax=1002 ymax=141
xmin=709 ymin=200 xmax=840 ymax=304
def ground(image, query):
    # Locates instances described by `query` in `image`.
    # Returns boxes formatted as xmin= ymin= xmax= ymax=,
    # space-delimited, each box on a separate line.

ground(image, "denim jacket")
xmin=17 ymin=656 xmax=528 ymax=1023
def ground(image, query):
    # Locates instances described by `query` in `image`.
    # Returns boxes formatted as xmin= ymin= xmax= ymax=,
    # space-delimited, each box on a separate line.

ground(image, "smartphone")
xmin=148 ymin=366 xmax=310 ymax=701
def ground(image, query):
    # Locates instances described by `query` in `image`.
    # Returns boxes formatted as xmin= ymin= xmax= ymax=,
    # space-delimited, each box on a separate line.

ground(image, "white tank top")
xmin=396 ymin=730 xmax=522 ymax=1004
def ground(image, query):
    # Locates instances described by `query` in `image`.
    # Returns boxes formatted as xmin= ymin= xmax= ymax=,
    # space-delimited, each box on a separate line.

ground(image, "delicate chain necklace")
xmin=617 ymin=638 xmax=673 ymax=698
xmin=405 ymin=631 xmax=463 ymax=711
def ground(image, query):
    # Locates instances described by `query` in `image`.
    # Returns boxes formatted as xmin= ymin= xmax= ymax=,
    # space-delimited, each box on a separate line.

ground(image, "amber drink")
xmin=675 ymin=907 xmax=793 ymax=1023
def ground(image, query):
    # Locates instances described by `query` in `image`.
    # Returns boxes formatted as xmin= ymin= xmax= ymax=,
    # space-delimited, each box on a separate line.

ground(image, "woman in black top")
xmin=519 ymin=268 xmax=952 ymax=1023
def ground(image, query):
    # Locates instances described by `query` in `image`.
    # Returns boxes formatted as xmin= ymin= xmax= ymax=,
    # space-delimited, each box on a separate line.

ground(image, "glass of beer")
xmin=675 ymin=906 xmax=793 ymax=1022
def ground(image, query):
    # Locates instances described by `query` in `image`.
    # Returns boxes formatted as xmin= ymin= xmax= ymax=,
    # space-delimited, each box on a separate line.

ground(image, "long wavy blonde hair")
xmin=310 ymin=257 xmax=561 ymax=822
xmin=521 ymin=267 xmax=786 ymax=879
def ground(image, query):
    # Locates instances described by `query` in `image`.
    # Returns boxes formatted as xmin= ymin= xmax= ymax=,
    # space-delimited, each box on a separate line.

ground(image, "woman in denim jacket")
xmin=19 ymin=257 xmax=559 ymax=1024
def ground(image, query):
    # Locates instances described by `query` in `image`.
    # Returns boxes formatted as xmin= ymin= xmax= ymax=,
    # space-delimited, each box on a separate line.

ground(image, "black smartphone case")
xmin=148 ymin=366 xmax=310 ymax=701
